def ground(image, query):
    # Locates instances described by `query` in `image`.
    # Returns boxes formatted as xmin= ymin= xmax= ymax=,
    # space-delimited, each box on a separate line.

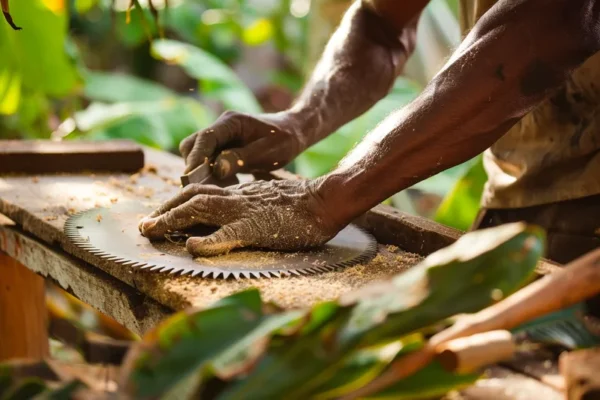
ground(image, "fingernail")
xmin=216 ymin=159 xmax=231 ymax=178
xmin=141 ymin=218 xmax=158 ymax=234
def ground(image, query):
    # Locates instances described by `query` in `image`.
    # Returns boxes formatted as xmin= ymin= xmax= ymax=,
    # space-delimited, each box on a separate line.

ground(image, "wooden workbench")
xmin=0 ymin=147 xmax=564 ymax=398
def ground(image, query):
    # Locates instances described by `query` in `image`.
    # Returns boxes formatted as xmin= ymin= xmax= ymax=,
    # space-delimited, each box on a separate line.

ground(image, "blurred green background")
xmin=0 ymin=0 xmax=486 ymax=231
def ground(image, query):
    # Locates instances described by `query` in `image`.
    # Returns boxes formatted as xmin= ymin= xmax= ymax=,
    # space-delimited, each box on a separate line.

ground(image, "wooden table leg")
xmin=0 ymin=252 xmax=49 ymax=361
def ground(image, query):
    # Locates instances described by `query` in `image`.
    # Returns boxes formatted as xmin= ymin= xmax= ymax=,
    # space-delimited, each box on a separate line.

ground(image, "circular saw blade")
xmin=64 ymin=201 xmax=377 ymax=279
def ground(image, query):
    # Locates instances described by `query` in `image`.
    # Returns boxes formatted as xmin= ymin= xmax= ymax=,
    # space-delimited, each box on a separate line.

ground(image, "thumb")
xmin=186 ymin=221 xmax=253 ymax=257
xmin=214 ymin=138 xmax=280 ymax=179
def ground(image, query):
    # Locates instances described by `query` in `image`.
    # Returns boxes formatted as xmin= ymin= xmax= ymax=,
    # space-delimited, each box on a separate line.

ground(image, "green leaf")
xmin=242 ymin=18 xmax=274 ymax=46
xmin=151 ymin=39 xmax=262 ymax=114
xmin=76 ymin=72 xmax=216 ymax=150
xmin=513 ymin=305 xmax=600 ymax=349
xmin=435 ymin=156 xmax=488 ymax=231
xmin=1 ymin=0 xmax=79 ymax=97
xmin=0 ymin=378 xmax=46 ymax=400
xmin=123 ymin=290 xmax=306 ymax=399
xmin=339 ymin=223 xmax=544 ymax=348
xmin=125 ymin=290 xmax=267 ymax=397
xmin=121 ymin=224 xmax=544 ymax=400
xmin=74 ymin=0 xmax=99 ymax=14
xmin=0 ymin=68 xmax=21 ymax=115
xmin=311 ymin=337 xmax=423 ymax=399
xmin=365 ymin=361 xmax=479 ymax=400
xmin=83 ymin=71 xmax=176 ymax=103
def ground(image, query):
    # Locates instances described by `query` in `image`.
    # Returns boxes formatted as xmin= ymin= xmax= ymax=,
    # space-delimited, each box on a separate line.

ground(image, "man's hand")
xmin=138 ymin=180 xmax=341 ymax=257
xmin=179 ymin=111 xmax=302 ymax=177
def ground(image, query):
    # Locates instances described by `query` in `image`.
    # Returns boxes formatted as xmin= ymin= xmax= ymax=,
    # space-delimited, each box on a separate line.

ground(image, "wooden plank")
xmin=0 ymin=148 xmax=425 ymax=312
xmin=0 ymin=252 xmax=49 ymax=361
xmin=0 ymin=224 xmax=170 ymax=335
xmin=0 ymin=140 xmax=144 ymax=174
xmin=355 ymin=205 xmax=461 ymax=256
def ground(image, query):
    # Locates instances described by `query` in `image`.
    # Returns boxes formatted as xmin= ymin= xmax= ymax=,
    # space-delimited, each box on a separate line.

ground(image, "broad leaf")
xmin=364 ymin=361 xmax=478 ymax=400
xmin=513 ymin=304 xmax=600 ymax=349
xmin=121 ymin=224 xmax=544 ymax=400
xmin=84 ymin=71 xmax=176 ymax=103
xmin=151 ymin=39 xmax=262 ymax=114
xmin=0 ymin=0 xmax=79 ymax=97
xmin=435 ymin=156 xmax=488 ymax=231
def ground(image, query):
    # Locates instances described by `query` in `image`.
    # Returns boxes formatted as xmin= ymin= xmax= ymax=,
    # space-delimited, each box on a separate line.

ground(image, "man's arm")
xmin=142 ymin=0 xmax=600 ymax=257
xmin=286 ymin=0 xmax=427 ymax=150
xmin=316 ymin=0 xmax=600 ymax=228
xmin=178 ymin=0 xmax=427 ymax=176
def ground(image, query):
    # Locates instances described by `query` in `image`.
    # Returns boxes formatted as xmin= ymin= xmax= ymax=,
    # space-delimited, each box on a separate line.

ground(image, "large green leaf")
xmin=364 ymin=361 xmax=478 ymax=400
xmin=83 ymin=71 xmax=175 ymax=103
xmin=213 ymin=224 xmax=543 ymax=399
xmin=121 ymin=224 xmax=544 ymax=400
xmin=122 ymin=290 xmax=307 ymax=398
xmin=0 ymin=0 xmax=79 ymax=97
xmin=151 ymin=39 xmax=262 ymax=114
xmin=75 ymin=72 xmax=216 ymax=150
xmin=435 ymin=155 xmax=488 ymax=231
xmin=513 ymin=305 xmax=600 ymax=349
xmin=338 ymin=222 xmax=544 ymax=348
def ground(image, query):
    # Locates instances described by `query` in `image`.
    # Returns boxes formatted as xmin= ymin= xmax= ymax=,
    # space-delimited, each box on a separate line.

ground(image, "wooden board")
xmin=0 ymin=148 xmax=430 ymax=313
xmin=0 ymin=223 xmax=170 ymax=335
xmin=0 ymin=140 xmax=144 ymax=174
xmin=0 ymin=252 xmax=49 ymax=361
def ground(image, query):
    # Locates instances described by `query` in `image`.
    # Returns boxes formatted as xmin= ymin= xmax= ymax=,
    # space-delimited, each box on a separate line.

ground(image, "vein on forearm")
xmin=288 ymin=1 xmax=416 ymax=149
xmin=321 ymin=0 xmax=600 ymax=223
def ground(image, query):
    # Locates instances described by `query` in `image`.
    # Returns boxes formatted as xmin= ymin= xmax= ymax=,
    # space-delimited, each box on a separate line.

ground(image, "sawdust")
xmin=158 ymin=244 xmax=423 ymax=310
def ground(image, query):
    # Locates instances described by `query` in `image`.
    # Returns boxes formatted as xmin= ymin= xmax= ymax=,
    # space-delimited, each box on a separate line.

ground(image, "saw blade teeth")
xmin=270 ymin=271 xmax=281 ymax=278
xmin=168 ymin=268 xmax=182 ymax=275
xmin=222 ymin=271 xmax=231 ymax=280
xmin=149 ymin=265 xmax=164 ymax=272
xmin=232 ymin=272 xmax=241 ymax=280
xmin=191 ymin=270 xmax=202 ymax=277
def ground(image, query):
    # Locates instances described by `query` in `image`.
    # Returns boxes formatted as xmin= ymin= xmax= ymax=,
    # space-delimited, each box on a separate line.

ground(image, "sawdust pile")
xmin=160 ymin=244 xmax=423 ymax=310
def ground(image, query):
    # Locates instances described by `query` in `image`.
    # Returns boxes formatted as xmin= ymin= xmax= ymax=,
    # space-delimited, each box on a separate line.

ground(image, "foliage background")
xmin=0 ymin=0 xmax=486 ymax=231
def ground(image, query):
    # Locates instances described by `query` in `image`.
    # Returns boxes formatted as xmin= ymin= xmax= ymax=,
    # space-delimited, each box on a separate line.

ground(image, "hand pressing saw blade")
xmin=64 ymin=201 xmax=378 ymax=280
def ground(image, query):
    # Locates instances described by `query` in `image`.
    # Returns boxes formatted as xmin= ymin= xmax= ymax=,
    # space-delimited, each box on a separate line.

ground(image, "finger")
xmin=186 ymin=221 xmax=254 ymax=257
xmin=214 ymin=137 xmax=284 ymax=179
xmin=138 ymin=186 xmax=229 ymax=232
xmin=147 ymin=185 xmax=229 ymax=219
xmin=140 ymin=195 xmax=243 ymax=239
xmin=185 ymin=115 xmax=243 ymax=173
xmin=179 ymin=133 xmax=196 ymax=162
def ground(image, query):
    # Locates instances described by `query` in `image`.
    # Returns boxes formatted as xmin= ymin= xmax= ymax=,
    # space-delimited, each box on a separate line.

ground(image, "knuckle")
xmin=220 ymin=110 xmax=240 ymax=120
xmin=182 ymin=184 xmax=200 ymax=197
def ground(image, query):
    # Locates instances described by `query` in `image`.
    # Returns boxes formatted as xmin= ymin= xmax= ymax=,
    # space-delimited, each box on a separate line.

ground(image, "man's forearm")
xmin=316 ymin=0 xmax=600 ymax=227
xmin=286 ymin=1 xmax=422 ymax=150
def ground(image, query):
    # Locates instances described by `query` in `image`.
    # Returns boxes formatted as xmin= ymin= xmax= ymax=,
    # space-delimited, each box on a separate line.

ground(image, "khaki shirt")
xmin=460 ymin=0 xmax=600 ymax=209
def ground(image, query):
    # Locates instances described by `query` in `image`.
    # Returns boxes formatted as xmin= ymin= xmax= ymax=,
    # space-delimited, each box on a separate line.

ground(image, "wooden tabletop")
xmin=0 ymin=147 xmax=432 ymax=332
xmin=0 ymin=146 xmax=567 ymax=398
